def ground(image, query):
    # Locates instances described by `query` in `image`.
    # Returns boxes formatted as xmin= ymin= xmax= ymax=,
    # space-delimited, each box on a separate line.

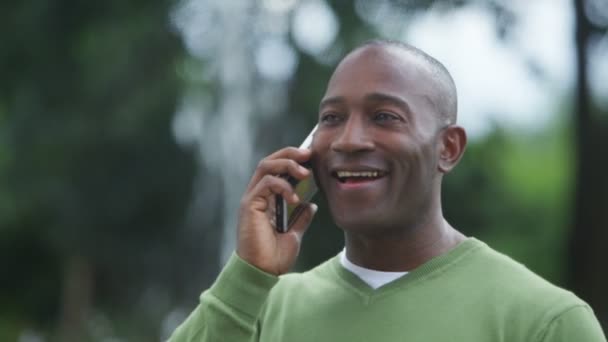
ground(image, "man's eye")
xmin=320 ymin=113 xmax=341 ymax=124
xmin=374 ymin=112 xmax=400 ymax=122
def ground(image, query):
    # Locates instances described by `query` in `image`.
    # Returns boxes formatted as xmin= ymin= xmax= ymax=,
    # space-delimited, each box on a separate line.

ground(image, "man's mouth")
xmin=332 ymin=170 xmax=388 ymax=184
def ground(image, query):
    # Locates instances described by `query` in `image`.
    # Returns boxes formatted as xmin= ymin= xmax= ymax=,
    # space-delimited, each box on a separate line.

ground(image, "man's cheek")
xmin=312 ymin=171 xmax=326 ymax=195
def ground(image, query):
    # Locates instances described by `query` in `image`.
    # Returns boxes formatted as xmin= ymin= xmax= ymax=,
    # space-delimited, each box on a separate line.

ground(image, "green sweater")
xmin=169 ymin=238 xmax=606 ymax=341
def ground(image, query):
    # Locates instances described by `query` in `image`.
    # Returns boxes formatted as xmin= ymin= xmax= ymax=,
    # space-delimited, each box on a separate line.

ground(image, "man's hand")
xmin=237 ymin=147 xmax=317 ymax=275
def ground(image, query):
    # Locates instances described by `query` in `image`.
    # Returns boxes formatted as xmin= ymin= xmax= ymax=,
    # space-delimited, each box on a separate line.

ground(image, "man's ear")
xmin=437 ymin=125 xmax=467 ymax=173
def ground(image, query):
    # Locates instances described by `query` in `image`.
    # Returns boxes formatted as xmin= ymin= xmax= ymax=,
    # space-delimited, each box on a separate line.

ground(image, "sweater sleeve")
xmin=538 ymin=305 xmax=606 ymax=342
xmin=167 ymin=253 xmax=279 ymax=342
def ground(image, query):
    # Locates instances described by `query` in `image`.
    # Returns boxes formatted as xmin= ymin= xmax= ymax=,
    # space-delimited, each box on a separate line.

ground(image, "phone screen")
xmin=275 ymin=125 xmax=318 ymax=233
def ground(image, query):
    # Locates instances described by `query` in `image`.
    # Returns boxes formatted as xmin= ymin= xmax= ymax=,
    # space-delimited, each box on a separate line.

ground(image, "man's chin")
xmin=331 ymin=210 xmax=387 ymax=234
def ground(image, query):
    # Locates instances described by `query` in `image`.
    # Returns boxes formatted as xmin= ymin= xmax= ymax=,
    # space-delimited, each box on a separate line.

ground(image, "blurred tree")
xmin=0 ymin=0 xmax=195 ymax=340
xmin=569 ymin=0 xmax=608 ymax=328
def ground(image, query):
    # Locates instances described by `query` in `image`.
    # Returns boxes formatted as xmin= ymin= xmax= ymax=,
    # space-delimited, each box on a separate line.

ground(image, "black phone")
xmin=275 ymin=125 xmax=318 ymax=233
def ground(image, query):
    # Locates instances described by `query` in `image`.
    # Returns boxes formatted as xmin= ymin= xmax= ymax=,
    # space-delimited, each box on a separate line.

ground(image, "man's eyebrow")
xmin=318 ymin=96 xmax=344 ymax=111
xmin=318 ymin=93 xmax=413 ymax=116
xmin=365 ymin=92 xmax=411 ymax=113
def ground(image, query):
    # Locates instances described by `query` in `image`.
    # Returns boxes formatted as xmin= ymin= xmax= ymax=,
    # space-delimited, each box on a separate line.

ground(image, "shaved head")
xmin=347 ymin=40 xmax=458 ymax=126
xmin=314 ymin=38 xmax=468 ymax=240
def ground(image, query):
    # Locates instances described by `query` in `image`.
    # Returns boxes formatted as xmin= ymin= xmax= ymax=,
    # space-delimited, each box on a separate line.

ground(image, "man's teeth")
xmin=337 ymin=171 xmax=379 ymax=178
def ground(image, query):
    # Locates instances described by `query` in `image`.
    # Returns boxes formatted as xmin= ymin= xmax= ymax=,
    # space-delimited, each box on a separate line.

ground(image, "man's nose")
xmin=330 ymin=116 xmax=374 ymax=153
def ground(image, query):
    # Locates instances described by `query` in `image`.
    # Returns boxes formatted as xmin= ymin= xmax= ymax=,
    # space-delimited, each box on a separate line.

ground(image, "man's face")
xmin=311 ymin=46 xmax=445 ymax=234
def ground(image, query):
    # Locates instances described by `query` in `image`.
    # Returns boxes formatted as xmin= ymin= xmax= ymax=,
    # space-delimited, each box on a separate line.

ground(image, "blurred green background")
xmin=1 ymin=0 xmax=607 ymax=341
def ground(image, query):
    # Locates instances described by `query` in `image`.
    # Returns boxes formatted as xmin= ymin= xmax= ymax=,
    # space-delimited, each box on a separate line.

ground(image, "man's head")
xmin=311 ymin=40 xmax=466 ymax=235
xmin=359 ymin=40 xmax=459 ymax=126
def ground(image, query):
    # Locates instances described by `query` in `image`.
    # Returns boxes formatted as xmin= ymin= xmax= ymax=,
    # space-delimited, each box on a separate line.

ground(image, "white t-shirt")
xmin=339 ymin=249 xmax=408 ymax=290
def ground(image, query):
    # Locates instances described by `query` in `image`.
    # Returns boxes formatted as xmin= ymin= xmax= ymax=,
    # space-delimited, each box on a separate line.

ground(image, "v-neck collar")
xmin=329 ymin=238 xmax=484 ymax=300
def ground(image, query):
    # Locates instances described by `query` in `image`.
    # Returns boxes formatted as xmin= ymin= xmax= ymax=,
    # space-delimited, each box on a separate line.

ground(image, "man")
xmin=169 ymin=40 xmax=606 ymax=341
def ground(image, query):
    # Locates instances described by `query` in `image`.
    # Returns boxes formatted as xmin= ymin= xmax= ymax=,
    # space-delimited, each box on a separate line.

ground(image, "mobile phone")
xmin=275 ymin=125 xmax=318 ymax=233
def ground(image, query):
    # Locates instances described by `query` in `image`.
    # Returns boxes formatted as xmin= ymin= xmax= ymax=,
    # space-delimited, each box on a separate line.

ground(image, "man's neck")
xmin=343 ymin=216 xmax=466 ymax=272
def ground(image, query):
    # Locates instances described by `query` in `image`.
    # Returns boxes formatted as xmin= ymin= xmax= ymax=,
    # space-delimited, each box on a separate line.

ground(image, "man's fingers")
xmin=260 ymin=159 xmax=309 ymax=178
xmin=247 ymin=158 xmax=310 ymax=191
xmin=266 ymin=147 xmax=312 ymax=162
xmin=246 ymin=175 xmax=300 ymax=210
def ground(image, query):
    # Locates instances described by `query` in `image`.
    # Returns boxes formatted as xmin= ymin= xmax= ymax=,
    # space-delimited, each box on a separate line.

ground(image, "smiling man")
xmin=168 ymin=40 xmax=606 ymax=341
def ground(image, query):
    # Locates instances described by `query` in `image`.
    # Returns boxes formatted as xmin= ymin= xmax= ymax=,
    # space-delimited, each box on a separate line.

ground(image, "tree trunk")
xmin=568 ymin=0 xmax=608 ymax=330
xmin=56 ymin=256 xmax=94 ymax=341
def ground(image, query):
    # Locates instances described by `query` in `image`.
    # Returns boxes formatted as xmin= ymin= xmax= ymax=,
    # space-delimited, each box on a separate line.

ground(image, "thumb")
xmin=288 ymin=203 xmax=317 ymax=240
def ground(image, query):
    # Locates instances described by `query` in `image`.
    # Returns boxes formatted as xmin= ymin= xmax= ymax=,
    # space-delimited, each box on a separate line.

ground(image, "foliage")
xmin=0 ymin=0 xmax=195 ymax=339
